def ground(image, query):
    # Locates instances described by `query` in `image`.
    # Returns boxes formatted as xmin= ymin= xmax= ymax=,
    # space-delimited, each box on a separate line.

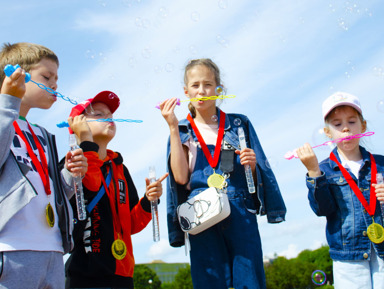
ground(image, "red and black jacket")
xmin=66 ymin=141 xmax=151 ymax=288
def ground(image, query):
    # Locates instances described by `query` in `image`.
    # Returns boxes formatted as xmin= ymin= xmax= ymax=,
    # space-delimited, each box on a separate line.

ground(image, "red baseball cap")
xmin=68 ymin=90 xmax=120 ymax=133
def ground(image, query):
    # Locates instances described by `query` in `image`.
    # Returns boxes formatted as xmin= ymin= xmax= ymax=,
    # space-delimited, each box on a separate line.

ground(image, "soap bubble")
xmin=312 ymin=125 xmax=329 ymax=151
xmin=158 ymin=7 xmax=168 ymax=18
xmin=233 ymin=118 xmax=241 ymax=126
xmin=216 ymin=85 xmax=224 ymax=95
xmin=189 ymin=45 xmax=198 ymax=54
xmin=311 ymin=270 xmax=326 ymax=285
xmin=128 ymin=56 xmax=137 ymax=68
xmin=141 ymin=47 xmax=152 ymax=59
xmin=191 ymin=11 xmax=200 ymax=22
xmin=265 ymin=157 xmax=278 ymax=169
xmin=377 ymin=99 xmax=384 ymax=113
xmin=154 ymin=65 xmax=163 ymax=73
xmin=338 ymin=18 xmax=349 ymax=30
xmin=85 ymin=49 xmax=96 ymax=60
xmin=218 ymin=0 xmax=228 ymax=9
xmin=211 ymin=115 xmax=218 ymax=122
xmin=165 ymin=63 xmax=174 ymax=72
xmin=373 ymin=66 xmax=384 ymax=77
xmin=216 ymin=34 xmax=229 ymax=48
xmin=73 ymin=218 xmax=78 ymax=224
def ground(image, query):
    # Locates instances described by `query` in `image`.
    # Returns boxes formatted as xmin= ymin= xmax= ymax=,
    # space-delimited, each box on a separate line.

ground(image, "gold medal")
xmin=111 ymin=238 xmax=127 ymax=260
xmin=207 ymin=172 xmax=225 ymax=189
xmin=367 ymin=219 xmax=384 ymax=244
xmin=45 ymin=203 xmax=55 ymax=228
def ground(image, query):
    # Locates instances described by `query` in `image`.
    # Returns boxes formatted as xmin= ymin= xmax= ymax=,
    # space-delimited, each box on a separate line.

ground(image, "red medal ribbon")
xmin=187 ymin=110 xmax=226 ymax=169
xmin=100 ymin=162 xmax=123 ymax=236
xmin=13 ymin=120 xmax=51 ymax=196
xmin=330 ymin=152 xmax=378 ymax=216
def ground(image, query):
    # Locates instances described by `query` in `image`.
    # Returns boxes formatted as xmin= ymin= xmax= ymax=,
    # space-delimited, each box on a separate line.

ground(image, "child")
xmin=297 ymin=92 xmax=384 ymax=288
xmin=159 ymin=58 xmax=286 ymax=289
xmin=66 ymin=91 xmax=168 ymax=288
xmin=0 ymin=42 xmax=87 ymax=289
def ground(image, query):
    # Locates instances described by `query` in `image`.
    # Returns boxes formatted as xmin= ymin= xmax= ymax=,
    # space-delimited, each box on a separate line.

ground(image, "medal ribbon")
xmin=330 ymin=152 xmax=377 ymax=216
xmin=13 ymin=121 xmax=51 ymax=196
xmin=187 ymin=110 xmax=226 ymax=169
xmin=100 ymin=162 xmax=123 ymax=237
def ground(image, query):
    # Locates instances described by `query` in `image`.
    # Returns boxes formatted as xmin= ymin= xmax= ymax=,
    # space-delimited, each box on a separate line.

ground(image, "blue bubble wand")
xmin=57 ymin=118 xmax=143 ymax=128
xmin=4 ymin=64 xmax=78 ymax=105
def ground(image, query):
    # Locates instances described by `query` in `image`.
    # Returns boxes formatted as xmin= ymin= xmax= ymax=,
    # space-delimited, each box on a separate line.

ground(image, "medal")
xmin=330 ymin=152 xmax=382 ymax=244
xmin=46 ymin=203 xmax=55 ymax=227
xmin=367 ymin=218 xmax=384 ymax=244
xmin=111 ymin=237 xmax=127 ymax=260
xmin=207 ymin=170 xmax=225 ymax=189
xmin=187 ymin=110 xmax=226 ymax=188
xmin=14 ymin=121 xmax=54 ymax=228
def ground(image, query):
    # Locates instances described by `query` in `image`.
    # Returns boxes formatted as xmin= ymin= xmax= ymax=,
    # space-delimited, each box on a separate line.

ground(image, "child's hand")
xmin=0 ymin=67 xmax=26 ymax=99
xmin=68 ymin=115 xmax=93 ymax=142
xmin=296 ymin=143 xmax=321 ymax=177
xmin=373 ymin=183 xmax=384 ymax=202
xmin=145 ymin=173 xmax=169 ymax=202
xmin=65 ymin=148 xmax=88 ymax=178
xmin=235 ymin=148 xmax=257 ymax=171
xmin=158 ymin=98 xmax=179 ymax=129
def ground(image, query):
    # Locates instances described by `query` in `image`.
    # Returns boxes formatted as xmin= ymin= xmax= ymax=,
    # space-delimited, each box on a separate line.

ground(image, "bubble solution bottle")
xmin=149 ymin=166 xmax=160 ymax=242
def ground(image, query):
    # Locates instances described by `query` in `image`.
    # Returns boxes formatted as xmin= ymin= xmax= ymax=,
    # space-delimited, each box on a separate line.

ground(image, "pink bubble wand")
xmin=284 ymin=131 xmax=375 ymax=160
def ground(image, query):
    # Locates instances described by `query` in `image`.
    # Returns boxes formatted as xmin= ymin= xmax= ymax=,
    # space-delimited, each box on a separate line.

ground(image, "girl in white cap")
xmin=297 ymin=92 xmax=384 ymax=289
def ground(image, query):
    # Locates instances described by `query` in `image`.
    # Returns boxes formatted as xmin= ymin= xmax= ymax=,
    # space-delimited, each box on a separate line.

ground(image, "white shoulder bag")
xmin=177 ymin=187 xmax=231 ymax=235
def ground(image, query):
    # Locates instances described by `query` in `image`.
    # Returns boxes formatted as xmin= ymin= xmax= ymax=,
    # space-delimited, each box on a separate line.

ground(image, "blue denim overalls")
xmin=188 ymin=141 xmax=266 ymax=289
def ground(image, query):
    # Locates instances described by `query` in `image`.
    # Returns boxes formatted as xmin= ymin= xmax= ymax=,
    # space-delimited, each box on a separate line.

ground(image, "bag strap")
xmin=86 ymin=169 xmax=112 ymax=213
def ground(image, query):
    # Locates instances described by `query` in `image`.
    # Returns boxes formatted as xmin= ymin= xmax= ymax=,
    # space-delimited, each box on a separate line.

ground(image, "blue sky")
xmin=3 ymin=0 xmax=384 ymax=264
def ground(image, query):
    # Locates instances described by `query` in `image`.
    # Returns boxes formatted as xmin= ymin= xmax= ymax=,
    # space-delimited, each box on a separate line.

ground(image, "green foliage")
xmin=172 ymin=264 xmax=193 ymax=289
xmin=133 ymin=264 xmax=162 ymax=289
xmin=265 ymin=245 xmax=334 ymax=289
xmin=161 ymin=264 xmax=193 ymax=289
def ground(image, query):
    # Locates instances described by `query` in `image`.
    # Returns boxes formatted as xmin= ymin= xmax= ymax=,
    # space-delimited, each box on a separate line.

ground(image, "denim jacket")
xmin=166 ymin=109 xmax=286 ymax=247
xmin=306 ymin=146 xmax=384 ymax=261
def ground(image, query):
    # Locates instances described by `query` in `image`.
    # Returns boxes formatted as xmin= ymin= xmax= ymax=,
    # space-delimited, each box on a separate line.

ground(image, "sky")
xmin=2 ymin=0 xmax=384 ymax=264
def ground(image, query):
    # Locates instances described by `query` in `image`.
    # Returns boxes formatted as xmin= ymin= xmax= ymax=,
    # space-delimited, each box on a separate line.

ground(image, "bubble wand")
xmin=69 ymin=134 xmax=87 ymax=221
xmin=155 ymin=86 xmax=236 ymax=109
xmin=238 ymin=127 xmax=256 ymax=194
xmin=149 ymin=166 xmax=160 ymax=242
xmin=56 ymin=118 xmax=143 ymax=128
xmin=377 ymin=173 xmax=384 ymax=226
xmin=4 ymin=64 xmax=78 ymax=105
xmin=284 ymin=132 xmax=375 ymax=160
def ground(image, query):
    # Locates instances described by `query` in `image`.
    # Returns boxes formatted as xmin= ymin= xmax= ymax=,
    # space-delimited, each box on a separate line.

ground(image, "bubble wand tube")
xmin=238 ymin=127 xmax=256 ymax=194
xmin=69 ymin=134 xmax=87 ymax=221
xmin=149 ymin=166 xmax=160 ymax=242
xmin=377 ymin=173 xmax=384 ymax=226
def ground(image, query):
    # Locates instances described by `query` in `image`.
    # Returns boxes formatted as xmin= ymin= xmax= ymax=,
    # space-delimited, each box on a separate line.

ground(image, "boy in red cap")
xmin=65 ymin=91 xmax=168 ymax=289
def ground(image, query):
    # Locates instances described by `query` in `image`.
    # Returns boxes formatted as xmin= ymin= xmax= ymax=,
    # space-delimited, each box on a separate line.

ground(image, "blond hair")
xmin=0 ymin=42 xmax=59 ymax=84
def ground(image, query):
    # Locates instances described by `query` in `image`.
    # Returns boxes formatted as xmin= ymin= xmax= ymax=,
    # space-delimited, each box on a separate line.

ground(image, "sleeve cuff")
xmin=80 ymin=141 xmax=99 ymax=152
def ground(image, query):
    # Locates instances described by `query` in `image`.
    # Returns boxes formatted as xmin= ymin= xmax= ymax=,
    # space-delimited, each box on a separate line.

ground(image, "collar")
xmin=329 ymin=146 xmax=371 ymax=170
xmin=104 ymin=150 xmax=123 ymax=165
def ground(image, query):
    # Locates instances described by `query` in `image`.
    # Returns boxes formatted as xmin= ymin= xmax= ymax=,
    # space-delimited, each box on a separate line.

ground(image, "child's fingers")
xmin=157 ymin=173 xmax=169 ymax=183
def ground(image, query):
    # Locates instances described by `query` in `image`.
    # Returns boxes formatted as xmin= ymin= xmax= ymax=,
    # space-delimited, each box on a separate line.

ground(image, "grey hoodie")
xmin=0 ymin=93 xmax=74 ymax=254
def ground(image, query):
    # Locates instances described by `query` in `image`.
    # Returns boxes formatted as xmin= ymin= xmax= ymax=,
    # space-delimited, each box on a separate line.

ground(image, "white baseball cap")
xmin=322 ymin=92 xmax=362 ymax=120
